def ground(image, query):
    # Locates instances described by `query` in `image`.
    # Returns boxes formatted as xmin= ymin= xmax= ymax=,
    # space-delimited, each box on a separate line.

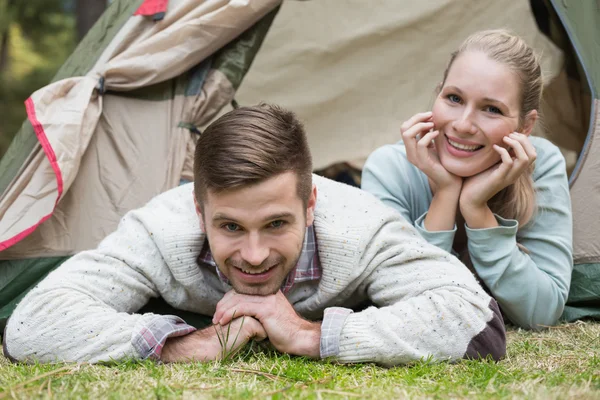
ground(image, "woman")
xmin=362 ymin=30 xmax=573 ymax=329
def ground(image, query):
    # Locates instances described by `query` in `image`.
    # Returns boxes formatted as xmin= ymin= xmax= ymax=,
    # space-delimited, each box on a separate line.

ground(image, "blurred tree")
xmin=76 ymin=0 xmax=107 ymax=41
xmin=0 ymin=0 xmax=106 ymax=159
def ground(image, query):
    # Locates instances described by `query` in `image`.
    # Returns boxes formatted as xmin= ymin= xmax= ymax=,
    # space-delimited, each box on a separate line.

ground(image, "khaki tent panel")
xmin=235 ymin=0 xmax=564 ymax=170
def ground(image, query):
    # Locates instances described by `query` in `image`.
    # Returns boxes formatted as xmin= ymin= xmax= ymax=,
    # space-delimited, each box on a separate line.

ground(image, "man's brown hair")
xmin=194 ymin=103 xmax=313 ymax=207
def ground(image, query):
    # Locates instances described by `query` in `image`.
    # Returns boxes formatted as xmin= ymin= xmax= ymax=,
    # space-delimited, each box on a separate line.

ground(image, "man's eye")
xmin=447 ymin=94 xmax=461 ymax=103
xmin=486 ymin=105 xmax=503 ymax=115
xmin=270 ymin=220 xmax=285 ymax=228
xmin=223 ymin=223 xmax=239 ymax=232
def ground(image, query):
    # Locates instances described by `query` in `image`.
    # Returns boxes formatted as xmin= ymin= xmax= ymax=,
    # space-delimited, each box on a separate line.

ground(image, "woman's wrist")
xmin=424 ymin=186 xmax=461 ymax=231
xmin=460 ymin=203 xmax=498 ymax=229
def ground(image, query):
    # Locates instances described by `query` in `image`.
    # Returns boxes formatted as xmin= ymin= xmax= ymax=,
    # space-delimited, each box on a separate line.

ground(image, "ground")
xmin=1 ymin=322 xmax=599 ymax=399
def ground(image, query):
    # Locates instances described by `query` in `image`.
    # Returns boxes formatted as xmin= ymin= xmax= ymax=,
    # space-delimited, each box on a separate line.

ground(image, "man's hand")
xmin=213 ymin=290 xmax=321 ymax=358
xmin=161 ymin=316 xmax=267 ymax=363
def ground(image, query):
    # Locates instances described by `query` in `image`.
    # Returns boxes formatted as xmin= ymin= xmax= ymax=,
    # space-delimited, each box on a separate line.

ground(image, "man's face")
xmin=197 ymin=172 xmax=316 ymax=296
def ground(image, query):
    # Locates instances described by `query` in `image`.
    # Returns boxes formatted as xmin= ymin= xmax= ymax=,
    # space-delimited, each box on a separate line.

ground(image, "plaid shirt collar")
xmin=197 ymin=225 xmax=321 ymax=294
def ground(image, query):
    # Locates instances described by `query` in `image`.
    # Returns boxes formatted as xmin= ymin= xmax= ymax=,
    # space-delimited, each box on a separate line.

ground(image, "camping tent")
xmin=0 ymin=0 xmax=598 ymax=330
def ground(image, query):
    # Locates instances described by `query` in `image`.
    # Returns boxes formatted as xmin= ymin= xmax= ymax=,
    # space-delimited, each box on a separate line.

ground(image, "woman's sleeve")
xmin=362 ymin=145 xmax=456 ymax=254
xmin=465 ymin=143 xmax=573 ymax=329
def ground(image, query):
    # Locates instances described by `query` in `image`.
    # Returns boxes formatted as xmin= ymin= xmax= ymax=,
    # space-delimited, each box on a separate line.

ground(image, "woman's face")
xmin=432 ymin=51 xmax=525 ymax=177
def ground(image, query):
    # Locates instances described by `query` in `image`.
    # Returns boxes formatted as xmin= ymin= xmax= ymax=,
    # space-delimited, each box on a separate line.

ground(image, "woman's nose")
xmin=452 ymin=110 xmax=477 ymax=135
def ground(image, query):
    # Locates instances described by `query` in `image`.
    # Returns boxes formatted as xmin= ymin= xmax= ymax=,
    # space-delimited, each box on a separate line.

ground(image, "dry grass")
xmin=0 ymin=321 xmax=599 ymax=399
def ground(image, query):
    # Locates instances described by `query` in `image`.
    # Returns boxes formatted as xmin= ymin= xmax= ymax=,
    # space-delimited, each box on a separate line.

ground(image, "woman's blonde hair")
xmin=441 ymin=29 xmax=542 ymax=226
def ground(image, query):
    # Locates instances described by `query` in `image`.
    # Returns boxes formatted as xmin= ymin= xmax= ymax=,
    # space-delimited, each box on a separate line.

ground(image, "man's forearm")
xmin=161 ymin=316 xmax=267 ymax=363
xmin=290 ymin=320 xmax=321 ymax=358
xmin=161 ymin=326 xmax=221 ymax=362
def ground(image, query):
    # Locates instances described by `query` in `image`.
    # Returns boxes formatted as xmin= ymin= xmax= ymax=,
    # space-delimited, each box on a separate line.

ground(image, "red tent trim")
xmin=0 ymin=98 xmax=64 ymax=251
xmin=134 ymin=0 xmax=168 ymax=17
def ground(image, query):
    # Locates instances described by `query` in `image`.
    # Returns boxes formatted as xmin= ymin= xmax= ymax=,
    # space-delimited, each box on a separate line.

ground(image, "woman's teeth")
xmin=447 ymin=137 xmax=482 ymax=151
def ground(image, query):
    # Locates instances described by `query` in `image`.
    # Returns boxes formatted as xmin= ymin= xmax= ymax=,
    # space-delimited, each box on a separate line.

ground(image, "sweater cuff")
xmin=414 ymin=212 xmax=456 ymax=254
xmin=465 ymin=214 xmax=518 ymax=264
xmin=132 ymin=315 xmax=196 ymax=360
xmin=465 ymin=214 xmax=518 ymax=240
xmin=320 ymin=307 xmax=353 ymax=359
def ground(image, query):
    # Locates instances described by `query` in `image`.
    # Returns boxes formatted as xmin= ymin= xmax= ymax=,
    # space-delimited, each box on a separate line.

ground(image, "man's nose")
xmin=452 ymin=108 xmax=477 ymax=135
xmin=240 ymin=232 xmax=270 ymax=266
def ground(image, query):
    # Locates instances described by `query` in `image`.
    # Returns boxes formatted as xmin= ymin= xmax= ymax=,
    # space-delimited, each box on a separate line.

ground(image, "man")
xmin=4 ymin=104 xmax=505 ymax=366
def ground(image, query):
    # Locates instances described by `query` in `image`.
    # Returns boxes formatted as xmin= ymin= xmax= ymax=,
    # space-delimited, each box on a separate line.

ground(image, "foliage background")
xmin=0 ymin=0 xmax=106 ymax=159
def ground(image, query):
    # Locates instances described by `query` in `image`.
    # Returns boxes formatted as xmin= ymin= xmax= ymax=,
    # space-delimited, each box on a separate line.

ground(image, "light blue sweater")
xmin=362 ymin=136 xmax=573 ymax=329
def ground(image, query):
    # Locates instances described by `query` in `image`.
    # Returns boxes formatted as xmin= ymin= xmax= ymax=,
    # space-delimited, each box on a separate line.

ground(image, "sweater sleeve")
xmin=4 ymin=208 xmax=184 ymax=363
xmin=465 ymin=141 xmax=573 ymax=329
xmin=331 ymin=208 xmax=506 ymax=366
xmin=361 ymin=145 xmax=457 ymax=254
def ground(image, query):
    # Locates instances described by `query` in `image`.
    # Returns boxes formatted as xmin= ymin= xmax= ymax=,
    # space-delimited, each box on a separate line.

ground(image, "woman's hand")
xmin=402 ymin=112 xmax=463 ymax=232
xmin=401 ymin=112 xmax=462 ymax=192
xmin=460 ymin=132 xmax=536 ymax=227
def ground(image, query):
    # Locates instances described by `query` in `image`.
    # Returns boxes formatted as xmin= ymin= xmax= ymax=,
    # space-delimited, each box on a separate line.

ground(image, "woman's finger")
xmin=402 ymin=121 xmax=434 ymax=165
xmin=416 ymin=130 xmax=439 ymax=163
xmin=503 ymin=136 xmax=527 ymax=163
xmin=509 ymin=132 xmax=537 ymax=162
xmin=492 ymin=144 xmax=513 ymax=178
xmin=401 ymin=121 xmax=434 ymax=140
xmin=400 ymin=111 xmax=433 ymax=134
xmin=503 ymin=136 xmax=533 ymax=183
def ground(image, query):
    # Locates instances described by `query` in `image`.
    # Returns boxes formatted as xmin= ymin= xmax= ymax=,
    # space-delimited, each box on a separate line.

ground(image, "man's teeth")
xmin=447 ymin=137 xmax=482 ymax=151
xmin=240 ymin=267 xmax=272 ymax=274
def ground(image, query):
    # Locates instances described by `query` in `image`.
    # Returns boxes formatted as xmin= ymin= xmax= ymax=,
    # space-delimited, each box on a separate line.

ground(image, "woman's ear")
xmin=521 ymin=110 xmax=539 ymax=136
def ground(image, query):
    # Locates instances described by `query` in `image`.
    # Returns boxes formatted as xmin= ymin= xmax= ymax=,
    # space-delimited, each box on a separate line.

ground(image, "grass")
xmin=1 ymin=322 xmax=599 ymax=399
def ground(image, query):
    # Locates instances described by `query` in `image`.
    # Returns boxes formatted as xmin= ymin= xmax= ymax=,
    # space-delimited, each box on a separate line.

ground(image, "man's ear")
xmin=193 ymin=194 xmax=206 ymax=232
xmin=521 ymin=109 xmax=538 ymax=136
xmin=306 ymin=184 xmax=317 ymax=227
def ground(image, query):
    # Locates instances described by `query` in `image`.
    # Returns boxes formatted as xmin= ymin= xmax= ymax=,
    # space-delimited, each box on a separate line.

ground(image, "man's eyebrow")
xmin=266 ymin=212 xmax=296 ymax=221
xmin=212 ymin=213 xmax=238 ymax=223
xmin=211 ymin=212 xmax=296 ymax=223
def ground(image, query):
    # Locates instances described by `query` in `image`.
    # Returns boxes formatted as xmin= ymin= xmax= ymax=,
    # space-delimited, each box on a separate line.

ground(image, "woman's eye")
xmin=447 ymin=94 xmax=461 ymax=103
xmin=486 ymin=105 xmax=503 ymax=115
xmin=223 ymin=223 xmax=239 ymax=232
xmin=270 ymin=220 xmax=285 ymax=228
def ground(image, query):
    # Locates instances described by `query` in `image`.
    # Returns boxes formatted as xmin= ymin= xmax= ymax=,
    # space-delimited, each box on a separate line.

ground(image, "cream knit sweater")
xmin=4 ymin=175 xmax=505 ymax=365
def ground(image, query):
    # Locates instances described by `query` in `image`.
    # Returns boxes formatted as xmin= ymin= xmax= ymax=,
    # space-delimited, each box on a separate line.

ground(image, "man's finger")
xmin=214 ymin=291 xmax=260 ymax=324
xmin=218 ymin=302 xmax=262 ymax=326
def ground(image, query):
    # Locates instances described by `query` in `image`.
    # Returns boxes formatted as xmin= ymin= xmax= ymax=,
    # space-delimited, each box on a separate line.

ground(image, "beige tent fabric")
xmin=537 ymin=68 xmax=592 ymax=175
xmin=1 ymin=70 xmax=236 ymax=259
xmin=0 ymin=0 xmax=281 ymax=253
xmin=181 ymin=69 xmax=236 ymax=181
xmin=570 ymin=100 xmax=600 ymax=264
xmin=235 ymin=0 xmax=565 ymax=170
